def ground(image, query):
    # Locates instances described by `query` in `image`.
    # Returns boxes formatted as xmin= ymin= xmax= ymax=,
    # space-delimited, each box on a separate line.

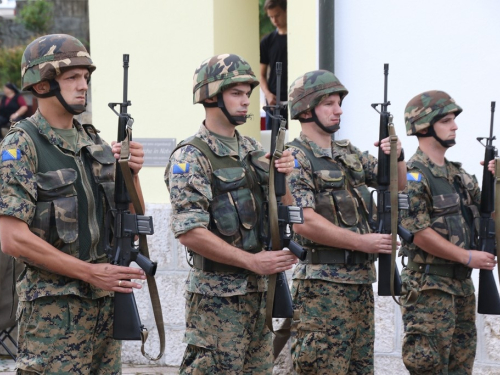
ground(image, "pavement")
xmin=0 ymin=356 xmax=179 ymax=374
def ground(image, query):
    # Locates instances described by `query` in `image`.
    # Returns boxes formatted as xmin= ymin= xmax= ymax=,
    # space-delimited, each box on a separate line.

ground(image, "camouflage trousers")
xmin=401 ymin=288 xmax=476 ymax=375
xmin=179 ymin=291 xmax=273 ymax=375
xmin=16 ymin=295 xmax=120 ymax=375
xmin=291 ymin=279 xmax=374 ymax=375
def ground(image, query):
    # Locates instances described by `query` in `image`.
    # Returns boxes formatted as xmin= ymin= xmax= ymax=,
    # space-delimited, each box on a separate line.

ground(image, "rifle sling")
xmin=265 ymin=126 xmax=295 ymax=359
xmin=388 ymin=124 xmax=399 ymax=304
xmin=495 ymin=158 xmax=500 ymax=284
xmin=119 ymin=127 xmax=165 ymax=361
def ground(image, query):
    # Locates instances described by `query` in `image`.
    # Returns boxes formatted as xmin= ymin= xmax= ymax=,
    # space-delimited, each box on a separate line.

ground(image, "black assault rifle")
xmin=262 ymin=62 xmax=306 ymax=321
xmin=106 ymin=54 xmax=157 ymax=340
xmin=369 ymin=64 xmax=413 ymax=297
xmin=476 ymin=101 xmax=500 ymax=315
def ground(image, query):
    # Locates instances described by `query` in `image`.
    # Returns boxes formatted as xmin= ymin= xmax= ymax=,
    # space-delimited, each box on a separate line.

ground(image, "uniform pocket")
xmin=32 ymin=169 xmax=78 ymax=246
xmin=85 ymin=144 xmax=115 ymax=184
xmin=331 ymin=190 xmax=359 ymax=227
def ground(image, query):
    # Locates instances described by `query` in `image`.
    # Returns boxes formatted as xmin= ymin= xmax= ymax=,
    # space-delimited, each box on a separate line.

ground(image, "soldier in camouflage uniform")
xmin=165 ymin=53 xmax=298 ymax=374
xmin=286 ymin=70 xmax=407 ymax=374
xmin=0 ymin=34 xmax=147 ymax=375
xmin=399 ymin=90 xmax=497 ymax=375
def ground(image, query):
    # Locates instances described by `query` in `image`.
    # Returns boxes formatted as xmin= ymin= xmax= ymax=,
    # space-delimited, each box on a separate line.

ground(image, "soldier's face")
xmin=55 ymin=68 xmax=90 ymax=107
xmin=222 ymin=83 xmax=251 ymax=121
xmin=315 ymin=93 xmax=343 ymax=128
xmin=266 ymin=7 xmax=287 ymax=29
xmin=433 ymin=113 xmax=458 ymax=142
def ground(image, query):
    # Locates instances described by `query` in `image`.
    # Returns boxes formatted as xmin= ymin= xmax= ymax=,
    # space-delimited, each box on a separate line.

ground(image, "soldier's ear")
xmin=300 ymin=110 xmax=312 ymax=120
xmin=32 ymin=81 xmax=49 ymax=95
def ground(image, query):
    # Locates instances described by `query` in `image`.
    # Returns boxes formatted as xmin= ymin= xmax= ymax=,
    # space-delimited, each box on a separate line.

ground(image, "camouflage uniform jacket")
xmin=0 ymin=110 xmax=115 ymax=301
xmin=287 ymin=132 xmax=378 ymax=284
xmin=165 ymin=123 xmax=269 ymax=296
xmin=400 ymin=147 xmax=479 ymax=296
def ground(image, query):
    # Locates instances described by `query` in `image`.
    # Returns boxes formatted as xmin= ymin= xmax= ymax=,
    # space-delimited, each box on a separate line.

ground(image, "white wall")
xmin=334 ymin=0 xmax=500 ymax=185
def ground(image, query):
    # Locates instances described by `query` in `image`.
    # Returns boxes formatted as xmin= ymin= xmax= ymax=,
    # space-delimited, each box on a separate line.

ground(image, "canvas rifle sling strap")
xmin=495 ymin=158 xmax=500 ymax=283
xmin=265 ymin=125 xmax=295 ymax=358
xmin=119 ymin=124 xmax=165 ymax=361
xmin=388 ymin=120 xmax=418 ymax=307
xmin=388 ymin=119 xmax=400 ymax=304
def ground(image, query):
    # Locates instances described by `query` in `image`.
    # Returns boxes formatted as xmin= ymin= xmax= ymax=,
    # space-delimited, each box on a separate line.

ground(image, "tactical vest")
xmin=289 ymin=139 xmax=375 ymax=263
xmin=170 ymin=136 xmax=268 ymax=272
xmin=402 ymin=160 xmax=479 ymax=266
xmin=15 ymin=120 xmax=115 ymax=262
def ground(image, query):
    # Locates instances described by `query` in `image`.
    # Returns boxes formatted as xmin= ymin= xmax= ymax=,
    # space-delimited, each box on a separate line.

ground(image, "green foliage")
xmin=259 ymin=0 xmax=274 ymax=40
xmin=0 ymin=45 xmax=24 ymax=89
xmin=17 ymin=0 xmax=54 ymax=34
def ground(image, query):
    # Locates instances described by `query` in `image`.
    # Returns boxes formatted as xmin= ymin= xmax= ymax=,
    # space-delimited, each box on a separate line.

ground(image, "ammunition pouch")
xmin=406 ymin=259 xmax=472 ymax=281
xmin=301 ymin=247 xmax=376 ymax=265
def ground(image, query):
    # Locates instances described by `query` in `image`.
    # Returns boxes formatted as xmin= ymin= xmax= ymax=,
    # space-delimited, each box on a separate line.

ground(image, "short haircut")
xmin=264 ymin=0 xmax=286 ymax=12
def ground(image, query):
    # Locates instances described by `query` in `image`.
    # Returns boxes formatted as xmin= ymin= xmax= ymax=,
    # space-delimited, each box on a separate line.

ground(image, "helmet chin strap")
xmin=299 ymin=109 xmax=340 ymax=134
xmin=32 ymin=79 xmax=87 ymax=115
xmin=416 ymin=125 xmax=455 ymax=148
xmin=202 ymin=94 xmax=250 ymax=126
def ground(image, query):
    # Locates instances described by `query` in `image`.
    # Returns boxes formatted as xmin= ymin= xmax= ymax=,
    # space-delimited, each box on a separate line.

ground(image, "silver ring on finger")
xmin=118 ymin=280 xmax=122 ymax=287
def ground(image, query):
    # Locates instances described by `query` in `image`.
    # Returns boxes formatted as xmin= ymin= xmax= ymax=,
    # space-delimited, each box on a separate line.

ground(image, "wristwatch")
xmin=397 ymin=148 xmax=405 ymax=162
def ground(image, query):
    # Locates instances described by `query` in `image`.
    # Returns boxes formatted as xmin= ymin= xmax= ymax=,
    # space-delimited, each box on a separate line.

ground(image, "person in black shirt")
xmin=260 ymin=0 xmax=288 ymax=130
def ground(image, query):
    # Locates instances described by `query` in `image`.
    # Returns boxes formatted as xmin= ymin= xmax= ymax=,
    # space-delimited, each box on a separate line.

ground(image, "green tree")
xmin=0 ymin=45 xmax=24 ymax=88
xmin=16 ymin=0 xmax=54 ymax=35
xmin=259 ymin=0 xmax=274 ymax=40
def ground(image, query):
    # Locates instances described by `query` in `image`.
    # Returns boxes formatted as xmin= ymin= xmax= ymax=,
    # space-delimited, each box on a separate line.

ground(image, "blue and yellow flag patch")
xmin=173 ymin=163 xmax=190 ymax=174
xmin=293 ymin=159 xmax=300 ymax=168
xmin=2 ymin=149 xmax=21 ymax=162
xmin=407 ymin=172 xmax=422 ymax=182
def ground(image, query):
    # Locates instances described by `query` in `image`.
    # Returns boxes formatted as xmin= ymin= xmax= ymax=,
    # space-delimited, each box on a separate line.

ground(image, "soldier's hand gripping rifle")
xmin=262 ymin=62 xmax=306 ymax=355
xmin=106 ymin=54 xmax=165 ymax=360
xmin=476 ymin=101 xmax=500 ymax=315
xmin=369 ymin=64 xmax=413 ymax=299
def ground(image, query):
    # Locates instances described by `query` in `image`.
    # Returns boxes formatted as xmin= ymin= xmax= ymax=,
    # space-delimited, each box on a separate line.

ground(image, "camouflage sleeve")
xmin=350 ymin=143 xmax=378 ymax=187
xmin=287 ymin=146 xmax=316 ymax=209
xmin=0 ymin=129 xmax=38 ymax=225
xmin=400 ymin=170 xmax=432 ymax=234
xmin=165 ymin=145 xmax=213 ymax=237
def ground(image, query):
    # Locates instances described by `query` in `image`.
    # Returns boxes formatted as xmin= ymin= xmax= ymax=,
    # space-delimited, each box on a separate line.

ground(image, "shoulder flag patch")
xmin=407 ymin=172 xmax=422 ymax=182
xmin=293 ymin=159 xmax=300 ymax=168
xmin=2 ymin=149 xmax=21 ymax=162
xmin=173 ymin=163 xmax=190 ymax=174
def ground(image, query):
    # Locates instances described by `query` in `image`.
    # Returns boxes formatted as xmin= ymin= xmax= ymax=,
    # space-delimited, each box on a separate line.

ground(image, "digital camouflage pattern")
xmin=180 ymin=292 xmax=272 ymax=374
xmin=286 ymin=132 xmax=378 ymax=284
xmin=0 ymin=110 xmax=112 ymax=301
xmin=288 ymin=70 xmax=348 ymax=119
xmin=21 ymin=34 xmax=95 ymax=91
xmin=192 ymin=54 xmax=259 ymax=104
xmin=399 ymin=147 xmax=479 ymax=375
xmin=404 ymin=90 xmax=462 ymax=136
xmin=16 ymin=295 xmax=120 ymax=374
xmin=399 ymin=148 xmax=478 ymax=296
xmin=291 ymin=279 xmax=374 ymax=374
xmin=165 ymin=123 xmax=272 ymax=373
xmin=400 ymin=284 xmax=476 ymax=374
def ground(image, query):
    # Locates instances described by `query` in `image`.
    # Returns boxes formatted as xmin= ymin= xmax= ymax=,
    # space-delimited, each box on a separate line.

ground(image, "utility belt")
xmin=301 ymin=247 xmax=376 ymax=265
xmin=191 ymin=251 xmax=259 ymax=273
xmin=406 ymin=259 xmax=472 ymax=281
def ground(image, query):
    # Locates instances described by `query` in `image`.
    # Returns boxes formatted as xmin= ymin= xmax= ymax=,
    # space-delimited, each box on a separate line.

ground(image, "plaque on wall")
xmin=133 ymin=138 xmax=177 ymax=167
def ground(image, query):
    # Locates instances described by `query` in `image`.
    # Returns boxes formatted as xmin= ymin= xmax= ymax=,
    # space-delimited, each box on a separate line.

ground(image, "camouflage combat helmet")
xmin=192 ymin=54 xmax=259 ymax=104
xmin=21 ymin=34 xmax=96 ymax=91
xmin=404 ymin=90 xmax=462 ymax=136
xmin=288 ymin=70 xmax=348 ymax=119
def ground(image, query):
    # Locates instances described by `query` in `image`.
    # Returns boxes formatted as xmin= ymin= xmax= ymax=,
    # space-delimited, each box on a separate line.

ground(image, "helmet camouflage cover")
xmin=288 ymin=70 xmax=348 ymax=119
xmin=192 ymin=53 xmax=259 ymax=104
xmin=21 ymin=34 xmax=96 ymax=91
xmin=404 ymin=90 xmax=462 ymax=136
